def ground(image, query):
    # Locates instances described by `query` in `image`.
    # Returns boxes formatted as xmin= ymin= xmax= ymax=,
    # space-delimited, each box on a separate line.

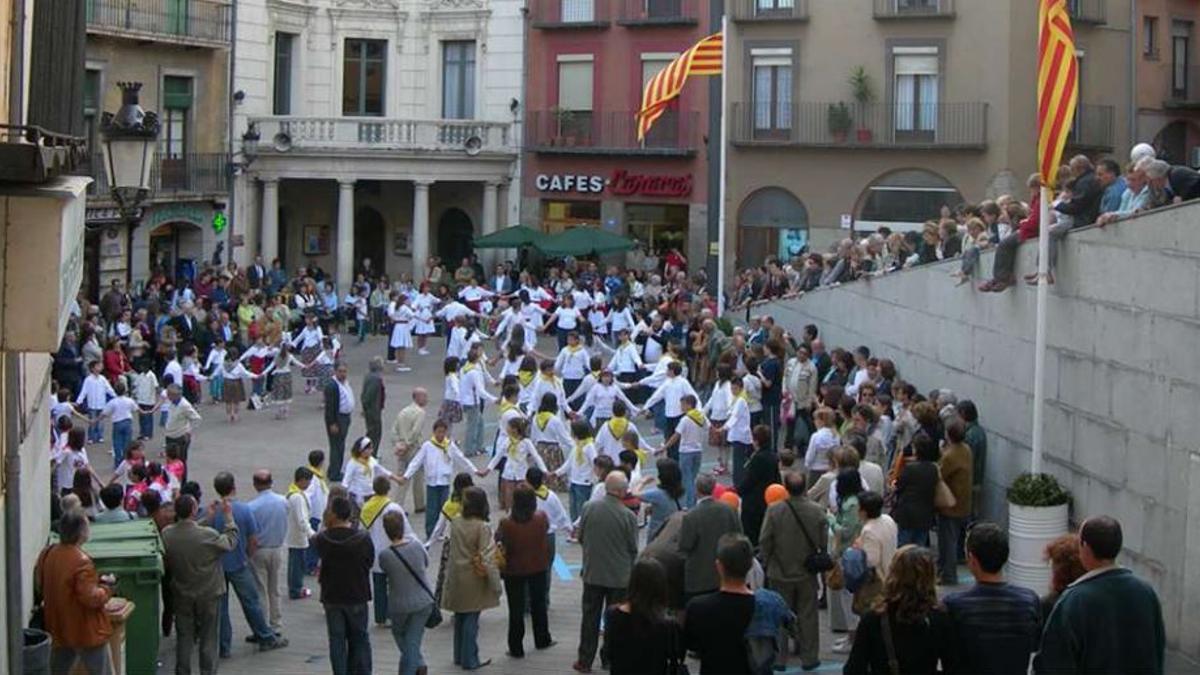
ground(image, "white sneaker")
xmin=397 ymin=366 xmax=412 ymax=372
xmin=832 ymin=637 xmax=853 ymax=654
xmin=417 ymin=348 xmax=430 ymax=356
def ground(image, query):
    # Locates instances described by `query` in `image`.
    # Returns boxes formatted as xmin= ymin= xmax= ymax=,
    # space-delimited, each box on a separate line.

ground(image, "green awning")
xmin=472 ymin=225 xmax=541 ymax=249
xmin=534 ymin=227 xmax=637 ymax=257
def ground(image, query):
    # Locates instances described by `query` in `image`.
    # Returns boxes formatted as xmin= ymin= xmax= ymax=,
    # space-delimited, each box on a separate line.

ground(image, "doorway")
xmin=436 ymin=208 xmax=475 ymax=266
xmin=354 ymin=206 xmax=387 ymax=278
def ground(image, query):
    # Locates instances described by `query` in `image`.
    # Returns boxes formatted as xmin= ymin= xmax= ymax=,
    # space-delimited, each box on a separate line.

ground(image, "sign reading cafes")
xmin=536 ymin=170 xmax=693 ymax=198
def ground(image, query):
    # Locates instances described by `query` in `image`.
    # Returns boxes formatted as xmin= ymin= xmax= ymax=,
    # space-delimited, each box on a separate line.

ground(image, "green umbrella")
xmin=472 ymin=225 xmax=541 ymax=249
xmin=535 ymin=227 xmax=638 ymax=257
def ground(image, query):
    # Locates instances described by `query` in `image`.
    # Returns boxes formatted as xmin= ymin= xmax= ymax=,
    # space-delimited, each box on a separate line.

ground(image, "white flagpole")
xmin=716 ymin=14 xmax=729 ymax=316
xmin=1031 ymin=185 xmax=1050 ymax=474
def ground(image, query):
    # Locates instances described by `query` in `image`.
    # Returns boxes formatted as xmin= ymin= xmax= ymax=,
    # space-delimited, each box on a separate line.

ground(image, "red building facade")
xmin=521 ymin=0 xmax=713 ymax=269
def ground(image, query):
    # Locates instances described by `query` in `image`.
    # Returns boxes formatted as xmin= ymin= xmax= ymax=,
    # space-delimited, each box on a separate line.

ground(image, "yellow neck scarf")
xmin=608 ymin=417 xmax=630 ymax=440
xmin=518 ymin=371 xmax=535 ymax=387
xmin=462 ymin=362 xmax=477 ymax=373
xmin=591 ymin=370 xmax=602 ymax=380
xmin=286 ymin=482 xmax=304 ymax=498
xmin=685 ymin=408 xmax=708 ymax=427
xmin=360 ymin=495 xmax=391 ymax=527
xmin=535 ymin=411 xmax=554 ymax=431
xmin=568 ymin=344 xmax=582 ymax=354
xmin=499 ymin=399 xmax=517 ymax=415
xmin=507 ymin=433 xmax=522 ymax=459
xmin=541 ymin=373 xmax=557 ymax=384
xmin=430 ymin=435 xmax=450 ymax=456
xmin=442 ymin=498 xmax=463 ymax=519
xmin=353 ymin=454 xmax=372 ymax=469
xmin=575 ymin=437 xmax=594 ymax=463
xmin=308 ymin=465 xmax=327 ymax=489
xmin=635 ymin=449 xmax=649 ymax=467
xmin=736 ymin=391 xmax=749 ymax=402
xmin=534 ymin=485 xmax=550 ymax=500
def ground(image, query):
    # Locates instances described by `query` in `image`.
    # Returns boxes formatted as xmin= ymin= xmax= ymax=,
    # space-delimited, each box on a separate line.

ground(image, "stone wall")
xmin=758 ymin=202 xmax=1200 ymax=658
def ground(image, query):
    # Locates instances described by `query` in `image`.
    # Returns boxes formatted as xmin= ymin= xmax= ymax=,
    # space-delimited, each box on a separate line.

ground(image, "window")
xmin=343 ymin=39 xmax=386 ymax=116
xmin=1144 ymin=16 xmax=1159 ymax=58
xmin=561 ymin=0 xmax=594 ymax=22
xmin=751 ymin=49 xmax=792 ymax=139
xmin=274 ymin=32 xmax=295 ymax=115
xmin=542 ymin=200 xmax=601 ymax=233
xmin=442 ymin=41 xmax=476 ymax=119
xmin=857 ymin=169 xmax=963 ymax=232
xmin=893 ymin=48 xmax=938 ymax=140
xmin=1172 ymin=21 xmax=1191 ymax=98
xmin=162 ymin=76 xmax=192 ymax=159
xmin=896 ymin=0 xmax=939 ymax=13
xmin=755 ymin=0 xmax=794 ymax=17
xmin=557 ymin=57 xmax=594 ymax=139
xmin=642 ymin=54 xmax=677 ymax=146
xmin=627 ymin=203 xmax=688 ymax=255
xmin=83 ymin=69 xmax=100 ymax=192
xmin=737 ymin=187 xmax=809 ymax=264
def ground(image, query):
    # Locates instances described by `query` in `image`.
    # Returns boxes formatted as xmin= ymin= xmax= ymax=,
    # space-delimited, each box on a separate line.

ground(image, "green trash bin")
xmin=88 ymin=519 xmax=160 ymax=543
xmin=83 ymin=537 xmax=163 ymax=675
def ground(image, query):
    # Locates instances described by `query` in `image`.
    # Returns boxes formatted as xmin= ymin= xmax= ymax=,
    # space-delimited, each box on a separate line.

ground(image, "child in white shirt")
xmin=75 ymin=361 xmax=115 ymax=444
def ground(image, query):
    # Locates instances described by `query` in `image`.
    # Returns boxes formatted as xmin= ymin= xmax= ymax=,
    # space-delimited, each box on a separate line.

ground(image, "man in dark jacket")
xmin=1054 ymin=155 xmax=1104 ymax=227
xmin=1167 ymin=163 xmax=1200 ymax=202
xmin=576 ymin=471 xmax=639 ymax=673
xmin=678 ymin=473 xmax=743 ymax=599
xmin=1033 ymin=516 xmax=1164 ymax=675
xmin=324 ymin=362 xmax=354 ymax=481
xmin=359 ymin=357 xmax=386 ymax=451
xmin=312 ymin=495 xmax=375 ymax=675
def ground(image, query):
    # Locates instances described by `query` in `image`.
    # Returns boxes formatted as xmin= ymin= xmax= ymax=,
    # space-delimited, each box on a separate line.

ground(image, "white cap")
xmin=1131 ymin=143 xmax=1156 ymax=164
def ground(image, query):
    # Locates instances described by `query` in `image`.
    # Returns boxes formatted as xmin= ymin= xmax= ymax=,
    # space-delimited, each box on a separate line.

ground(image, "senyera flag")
xmin=1038 ymin=0 xmax=1078 ymax=188
xmin=636 ymin=32 xmax=723 ymax=142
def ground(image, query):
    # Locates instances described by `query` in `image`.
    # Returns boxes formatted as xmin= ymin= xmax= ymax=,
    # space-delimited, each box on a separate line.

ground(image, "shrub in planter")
xmin=1007 ymin=472 xmax=1071 ymax=507
xmin=1007 ymin=472 xmax=1071 ymax=593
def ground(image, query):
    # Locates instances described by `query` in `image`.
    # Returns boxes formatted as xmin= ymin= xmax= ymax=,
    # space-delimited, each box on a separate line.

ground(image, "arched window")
xmin=737 ymin=187 xmax=809 ymax=264
xmin=856 ymin=169 xmax=963 ymax=232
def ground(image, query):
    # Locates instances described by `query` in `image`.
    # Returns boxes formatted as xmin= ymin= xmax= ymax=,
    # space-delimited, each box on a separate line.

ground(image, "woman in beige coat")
xmin=441 ymin=487 xmax=501 ymax=670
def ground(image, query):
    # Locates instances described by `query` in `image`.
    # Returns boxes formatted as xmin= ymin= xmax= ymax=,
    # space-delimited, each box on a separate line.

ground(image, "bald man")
xmin=390 ymin=388 xmax=429 ymax=513
xmin=575 ymin=470 xmax=638 ymax=672
xmin=248 ymin=470 xmax=289 ymax=632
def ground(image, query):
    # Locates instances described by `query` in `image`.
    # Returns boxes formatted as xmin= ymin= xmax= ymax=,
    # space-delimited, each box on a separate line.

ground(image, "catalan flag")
xmin=1037 ymin=0 xmax=1078 ymax=188
xmin=636 ymin=32 xmax=723 ymax=142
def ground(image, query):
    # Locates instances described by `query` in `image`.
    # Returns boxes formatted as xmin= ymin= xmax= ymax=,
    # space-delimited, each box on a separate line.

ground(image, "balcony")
xmin=525 ymin=110 xmax=700 ymax=156
xmin=730 ymin=101 xmax=987 ymax=150
xmin=86 ymin=0 xmax=232 ymax=48
xmin=249 ymin=117 xmax=515 ymax=156
xmin=87 ymin=152 xmax=229 ymax=200
xmin=1066 ymin=0 xmax=1105 ymax=25
xmin=1165 ymin=65 xmax=1200 ymax=109
xmin=730 ymin=0 xmax=808 ymax=22
xmin=617 ymin=0 xmax=698 ymax=26
xmin=529 ymin=0 xmax=610 ymax=29
xmin=1066 ymin=103 xmax=1114 ymax=152
xmin=873 ymin=0 xmax=955 ymax=20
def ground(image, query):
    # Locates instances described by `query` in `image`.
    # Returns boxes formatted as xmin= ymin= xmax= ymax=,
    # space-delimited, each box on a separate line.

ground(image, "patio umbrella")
xmin=471 ymin=225 xmax=541 ymax=249
xmin=535 ymin=227 xmax=638 ymax=257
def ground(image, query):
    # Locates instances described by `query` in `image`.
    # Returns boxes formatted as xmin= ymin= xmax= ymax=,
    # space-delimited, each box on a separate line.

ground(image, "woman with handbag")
xmin=495 ymin=484 xmax=555 ymax=657
xmin=843 ymin=545 xmax=953 ymax=674
xmin=936 ymin=421 xmax=973 ymax=585
xmin=378 ymin=510 xmax=437 ymax=675
xmin=828 ymin=468 xmax=864 ymax=653
xmin=441 ymin=487 xmax=501 ymax=670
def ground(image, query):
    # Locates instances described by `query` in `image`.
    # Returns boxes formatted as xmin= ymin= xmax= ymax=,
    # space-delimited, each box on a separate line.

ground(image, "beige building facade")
xmin=724 ymin=0 xmax=1133 ymax=273
xmin=1136 ymin=0 xmax=1200 ymax=165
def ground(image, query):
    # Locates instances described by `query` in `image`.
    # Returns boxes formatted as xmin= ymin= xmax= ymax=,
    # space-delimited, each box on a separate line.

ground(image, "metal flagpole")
xmin=1031 ymin=185 xmax=1051 ymax=474
xmin=716 ymin=14 xmax=728 ymax=315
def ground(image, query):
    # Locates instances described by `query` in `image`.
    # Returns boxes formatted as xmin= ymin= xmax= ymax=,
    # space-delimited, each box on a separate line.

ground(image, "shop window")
xmin=857 ymin=169 xmax=963 ymax=232
xmin=626 ymin=203 xmax=688 ymax=256
xmin=542 ymin=200 xmax=601 ymax=233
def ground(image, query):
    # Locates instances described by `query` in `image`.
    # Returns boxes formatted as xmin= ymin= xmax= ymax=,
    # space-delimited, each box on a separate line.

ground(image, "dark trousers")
xmin=664 ymin=415 xmax=682 ymax=462
xmin=504 ymin=572 xmax=552 ymax=657
xmin=767 ymin=576 xmax=820 ymax=667
xmin=991 ymin=232 xmax=1022 ymax=283
xmin=763 ymin=402 xmax=781 ymax=451
xmin=577 ymin=584 xmax=626 ymax=669
xmin=328 ymin=413 xmax=351 ymax=481
xmin=564 ymin=378 xmax=582 ymax=399
xmin=732 ymin=442 xmax=752 ymax=486
xmin=287 ymin=547 xmax=307 ymax=598
xmin=324 ymin=603 xmax=372 ymax=675
xmin=364 ymin=414 xmax=382 ymax=454
xmin=937 ymin=515 xmax=966 ymax=583
xmin=373 ymin=572 xmax=390 ymax=624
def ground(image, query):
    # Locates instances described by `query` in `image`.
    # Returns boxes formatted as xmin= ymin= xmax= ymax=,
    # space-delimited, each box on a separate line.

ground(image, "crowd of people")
xmin=37 ymin=213 xmax=1170 ymax=674
xmin=731 ymin=143 xmax=1200 ymax=305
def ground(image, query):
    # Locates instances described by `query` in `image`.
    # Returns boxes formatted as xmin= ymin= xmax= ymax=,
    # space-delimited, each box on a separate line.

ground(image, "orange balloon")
xmin=719 ymin=491 xmax=741 ymax=509
xmin=764 ymin=483 xmax=788 ymax=505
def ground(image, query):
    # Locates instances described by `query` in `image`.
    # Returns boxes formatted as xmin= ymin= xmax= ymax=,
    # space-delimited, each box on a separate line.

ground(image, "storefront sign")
xmin=145 ymin=204 xmax=210 ymax=229
xmin=535 ymin=171 xmax=694 ymax=198
xmin=535 ymin=174 xmax=606 ymax=193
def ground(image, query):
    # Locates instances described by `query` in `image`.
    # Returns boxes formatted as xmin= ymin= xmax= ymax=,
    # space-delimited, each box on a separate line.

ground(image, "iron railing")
xmin=873 ymin=0 xmax=955 ymax=19
xmin=87 ymin=152 xmax=229 ymax=198
xmin=525 ymin=110 xmax=700 ymax=154
xmin=617 ymin=0 xmax=699 ymax=25
xmin=729 ymin=0 xmax=808 ymax=21
xmin=529 ymin=0 xmax=611 ymax=26
xmin=1067 ymin=0 xmax=1105 ymax=25
xmin=86 ymin=0 xmax=232 ymax=46
xmin=1066 ymin=103 xmax=1114 ymax=151
xmin=731 ymin=101 xmax=987 ymax=148
xmin=248 ymin=116 xmax=515 ymax=154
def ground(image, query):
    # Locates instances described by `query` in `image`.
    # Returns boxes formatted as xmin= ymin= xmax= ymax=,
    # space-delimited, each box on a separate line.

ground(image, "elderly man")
xmin=37 ymin=510 xmax=113 ymax=675
xmin=390 ymin=388 xmax=429 ymax=517
xmin=678 ymin=473 xmax=743 ymax=599
xmin=1054 ymin=154 xmax=1105 ymax=226
xmin=574 ymin=471 xmax=639 ymax=673
xmin=360 ymin=357 xmax=386 ymax=451
xmin=1097 ymin=160 xmax=1150 ymax=226
xmin=163 ymin=495 xmax=239 ymax=675
xmin=1096 ymin=157 xmax=1127 ymax=215
xmin=249 ymin=470 xmax=289 ymax=633
xmin=163 ymin=384 xmax=202 ymax=482
xmin=324 ymin=362 xmax=354 ymax=481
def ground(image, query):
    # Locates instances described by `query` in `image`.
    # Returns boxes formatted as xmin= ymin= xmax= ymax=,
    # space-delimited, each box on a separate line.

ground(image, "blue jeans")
xmin=425 ymin=485 xmax=450 ymax=538
xmin=325 ymin=603 xmax=372 ymax=675
xmin=287 ymin=547 xmax=307 ymax=598
xmin=680 ymin=451 xmax=702 ymax=508
xmin=137 ymin=407 xmax=154 ymax=439
xmin=219 ymin=566 xmax=276 ymax=656
xmin=209 ymin=374 xmax=224 ymax=402
xmin=569 ymin=483 xmax=592 ymax=522
xmin=305 ymin=517 xmax=321 ymax=573
xmin=86 ymin=409 xmax=103 ymax=443
xmin=391 ymin=605 xmax=433 ymax=675
xmin=111 ymin=419 xmax=132 ymax=467
xmin=463 ymin=405 xmax=484 ymax=456
xmin=452 ymin=611 xmax=482 ymax=668
xmin=373 ymin=572 xmax=390 ymax=624
xmin=898 ymin=527 xmax=931 ymax=548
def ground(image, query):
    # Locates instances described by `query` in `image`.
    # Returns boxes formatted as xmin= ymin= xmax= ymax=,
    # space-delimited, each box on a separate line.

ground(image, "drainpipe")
xmin=8 ymin=0 xmax=25 ymax=127
xmin=4 ymin=352 xmax=23 ymax=675
xmin=1129 ymin=0 xmax=1138 ymax=149
xmin=226 ymin=0 xmax=237 ymax=259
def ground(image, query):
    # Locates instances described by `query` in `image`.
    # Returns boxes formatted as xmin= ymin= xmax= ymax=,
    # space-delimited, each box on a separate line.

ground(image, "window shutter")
xmin=558 ymin=61 xmax=594 ymax=111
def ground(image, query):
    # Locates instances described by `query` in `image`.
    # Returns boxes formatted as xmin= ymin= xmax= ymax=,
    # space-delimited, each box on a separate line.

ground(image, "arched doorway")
xmin=737 ymin=187 xmax=809 ymax=266
xmin=149 ymin=221 xmax=205 ymax=282
xmin=1153 ymin=120 xmax=1199 ymax=166
xmin=855 ymin=168 xmax=964 ymax=232
xmin=436 ymin=208 xmax=475 ymax=266
xmin=354 ymin=206 xmax=387 ymax=277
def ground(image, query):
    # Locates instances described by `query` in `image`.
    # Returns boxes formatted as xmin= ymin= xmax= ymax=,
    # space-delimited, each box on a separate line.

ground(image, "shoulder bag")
xmin=784 ymin=501 xmax=834 ymax=574
xmin=934 ymin=466 xmax=957 ymax=512
xmin=664 ymin=619 xmax=691 ymax=675
xmin=388 ymin=545 xmax=443 ymax=628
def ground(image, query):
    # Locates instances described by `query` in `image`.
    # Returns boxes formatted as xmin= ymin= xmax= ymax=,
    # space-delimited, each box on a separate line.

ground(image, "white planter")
xmin=1006 ymin=502 xmax=1069 ymax=594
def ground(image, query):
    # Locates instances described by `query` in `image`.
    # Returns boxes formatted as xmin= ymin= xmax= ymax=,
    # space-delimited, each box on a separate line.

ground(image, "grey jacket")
xmin=378 ymin=539 xmax=434 ymax=616
xmin=759 ymin=496 xmax=828 ymax=582
xmin=578 ymin=495 xmax=638 ymax=589
xmin=360 ymin=372 xmax=385 ymax=422
xmin=678 ymin=497 xmax=743 ymax=594
xmin=162 ymin=518 xmax=238 ymax=600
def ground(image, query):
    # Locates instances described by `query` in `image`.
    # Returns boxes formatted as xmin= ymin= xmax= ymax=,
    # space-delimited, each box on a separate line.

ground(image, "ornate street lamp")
xmin=99 ymin=81 xmax=160 ymax=217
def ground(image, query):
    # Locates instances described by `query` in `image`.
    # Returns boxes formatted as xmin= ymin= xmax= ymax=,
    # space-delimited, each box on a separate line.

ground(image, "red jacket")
xmin=1018 ymin=200 xmax=1041 ymax=242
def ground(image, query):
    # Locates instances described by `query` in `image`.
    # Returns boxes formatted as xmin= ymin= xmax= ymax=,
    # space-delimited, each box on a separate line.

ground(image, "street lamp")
xmin=99 ymin=81 xmax=160 ymax=217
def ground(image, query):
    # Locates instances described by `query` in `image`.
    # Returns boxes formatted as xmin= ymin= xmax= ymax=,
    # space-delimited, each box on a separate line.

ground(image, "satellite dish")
xmin=464 ymin=135 xmax=483 ymax=156
xmin=273 ymin=132 xmax=293 ymax=152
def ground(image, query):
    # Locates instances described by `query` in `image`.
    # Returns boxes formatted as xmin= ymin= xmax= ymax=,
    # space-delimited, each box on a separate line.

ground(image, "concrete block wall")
xmin=758 ymin=201 xmax=1200 ymax=659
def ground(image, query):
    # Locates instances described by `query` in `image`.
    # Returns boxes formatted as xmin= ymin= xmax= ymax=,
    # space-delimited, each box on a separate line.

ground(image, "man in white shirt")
xmin=661 ymin=395 xmax=709 ymax=507
xmin=323 ymin=362 xmax=355 ymax=481
xmin=458 ymin=349 xmax=498 ymax=457
xmin=162 ymin=384 xmax=202 ymax=482
xmin=640 ymin=361 xmax=698 ymax=461
xmin=285 ymin=467 xmax=316 ymax=599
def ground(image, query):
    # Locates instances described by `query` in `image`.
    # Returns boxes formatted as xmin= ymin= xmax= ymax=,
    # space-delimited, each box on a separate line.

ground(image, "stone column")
xmin=481 ymin=180 xmax=500 ymax=268
xmin=412 ymin=179 xmax=433 ymax=280
xmin=336 ymin=179 xmax=355 ymax=292
xmin=260 ymin=178 xmax=280 ymax=263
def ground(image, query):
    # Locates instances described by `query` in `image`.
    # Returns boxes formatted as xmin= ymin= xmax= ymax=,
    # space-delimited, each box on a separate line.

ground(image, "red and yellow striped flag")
xmin=1038 ymin=0 xmax=1079 ymax=188
xmin=636 ymin=32 xmax=723 ymax=142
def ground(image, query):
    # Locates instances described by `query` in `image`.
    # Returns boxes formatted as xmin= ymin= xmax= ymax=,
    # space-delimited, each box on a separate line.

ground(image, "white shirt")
xmin=487 ymin=437 xmax=547 ymax=481
xmin=676 ymin=412 xmax=708 ymax=454
xmin=443 ymin=373 xmax=461 ymax=404
xmin=436 ymin=300 xmax=475 ymax=323
xmin=457 ymin=365 xmax=496 ymax=407
xmin=204 ymin=348 xmax=227 ymax=377
xmin=551 ymin=306 xmax=582 ymax=330
xmin=530 ymin=413 xmax=575 ymax=449
xmin=555 ymin=440 xmax=597 ymax=486
xmin=368 ymin=502 xmax=415 ymax=572
xmin=536 ymin=490 xmax=572 ymax=533
xmin=342 ymin=456 xmax=394 ymax=501
xmin=594 ymin=418 xmax=654 ymax=460
xmin=335 ymin=378 xmax=355 ymax=414
xmin=528 ymin=376 xmax=567 ymax=415
xmin=743 ymin=374 xmax=763 ymax=413
xmin=574 ymin=383 xmax=635 ymax=426
xmin=447 ymin=326 xmax=473 ymax=361
xmin=703 ymin=381 xmax=733 ymax=421
xmin=608 ymin=341 xmax=643 ymax=375
xmin=491 ymin=404 xmax=527 ymax=457
xmin=285 ymin=491 xmax=315 ymax=549
xmin=608 ymin=307 xmax=635 ymax=334
xmin=555 ymin=346 xmax=590 ymax=380
xmin=163 ymin=359 xmax=183 ymax=388
xmin=305 ymin=471 xmax=329 ymax=522
xmin=643 ymin=376 xmax=699 ymax=419
xmin=76 ymin=374 xmax=115 ymax=410
xmin=804 ymin=428 xmax=839 ymax=472
xmin=404 ymin=439 xmax=475 ymax=486
xmin=52 ymin=445 xmax=89 ymax=492
xmin=102 ymin=396 xmax=138 ymax=424
xmin=726 ymin=396 xmax=752 ymax=445
xmin=130 ymin=371 xmax=159 ymax=406
xmin=459 ymin=285 xmax=494 ymax=303
xmin=292 ymin=325 xmax=324 ymax=350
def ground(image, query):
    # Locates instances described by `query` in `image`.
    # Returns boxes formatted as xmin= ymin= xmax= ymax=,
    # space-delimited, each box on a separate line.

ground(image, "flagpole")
xmin=1031 ymin=185 xmax=1050 ymax=475
xmin=716 ymin=13 xmax=728 ymax=316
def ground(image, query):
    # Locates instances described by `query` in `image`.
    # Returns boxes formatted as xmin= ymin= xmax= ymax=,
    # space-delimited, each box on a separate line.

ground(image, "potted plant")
xmin=1006 ymin=472 xmax=1071 ymax=593
xmin=849 ymin=66 xmax=875 ymax=143
xmin=550 ymin=105 xmax=575 ymax=146
xmin=827 ymin=102 xmax=852 ymax=143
